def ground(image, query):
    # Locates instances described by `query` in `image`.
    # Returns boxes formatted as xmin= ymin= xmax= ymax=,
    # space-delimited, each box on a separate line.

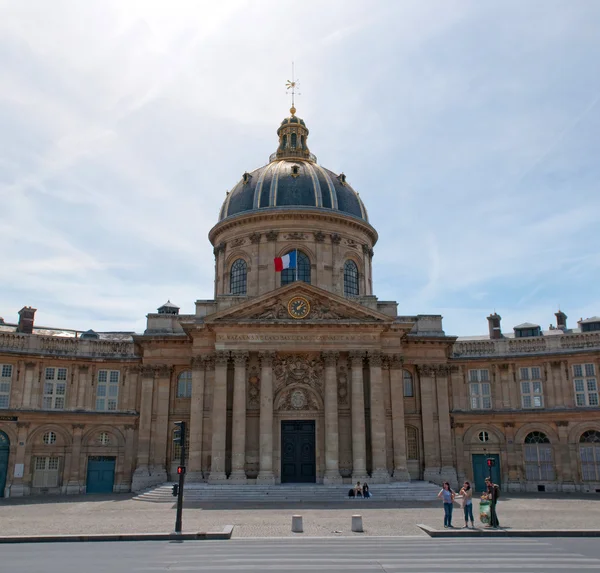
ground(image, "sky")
xmin=1 ymin=0 xmax=599 ymax=337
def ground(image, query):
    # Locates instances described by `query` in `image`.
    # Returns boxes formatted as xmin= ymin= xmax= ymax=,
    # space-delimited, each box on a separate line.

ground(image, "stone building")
xmin=1 ymin=107 xmax=599 ymax=497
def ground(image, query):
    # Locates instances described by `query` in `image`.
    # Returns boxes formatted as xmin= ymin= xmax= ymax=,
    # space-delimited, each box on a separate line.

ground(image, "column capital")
xmin=78 ymin=365 xmax=91 ymax=373
xmin=368 ymin=351 xmax=383 ymax=367
xmin=156 ymin=364 xmax=172 ymax=377
xmin=388 ymin=354 xmax=404 ymax=370
xmin=140 ymin=365 xmax=156 ymax=378
xmin=191 ymin=355 xmax=205 ymax=369
xmin=204 ymin=354 xmax=215 ymax=370
xmin=72 ymin=423 xmax=85 ymax=431
xmin=416 ymin=364 xmax=436 ymax=376
xmin=16 ymin=422 xmax=31 ymax=429
xmin=259 ymin=351 xmax=276 ymax=367
xmin=321 ymin=351 xmax=339 ymax=367
xmin=348 ymin=351 xmax=365 ymax=366
xmin=232 ymin=351 xmax=249 ymax=366
xmin=214 ymin=351 xmax=230 ymax=366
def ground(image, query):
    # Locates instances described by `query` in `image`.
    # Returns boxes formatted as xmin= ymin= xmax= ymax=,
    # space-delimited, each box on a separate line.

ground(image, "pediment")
xmin=205 ymin=283 xmax=394 ymax=323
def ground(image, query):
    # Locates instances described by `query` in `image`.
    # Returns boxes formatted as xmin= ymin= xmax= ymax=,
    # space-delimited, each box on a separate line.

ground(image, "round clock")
xmin=287 ymin=296 xmax=310 ymax=319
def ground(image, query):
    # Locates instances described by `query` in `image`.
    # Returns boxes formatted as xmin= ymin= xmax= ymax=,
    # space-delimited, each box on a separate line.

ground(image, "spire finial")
xmin=286 ymin=61 xmax=300 ymax=116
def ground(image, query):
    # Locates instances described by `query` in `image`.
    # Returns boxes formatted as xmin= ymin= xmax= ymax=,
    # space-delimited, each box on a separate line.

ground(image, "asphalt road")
xmin=2 ymin=537 xmax=600 ymax=572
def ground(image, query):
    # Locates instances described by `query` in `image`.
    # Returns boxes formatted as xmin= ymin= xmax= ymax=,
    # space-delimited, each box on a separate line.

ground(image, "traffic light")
xmin=486 ymin=458 xmax=496 ymax=468
xmin=173 ymin=421 xmax=186 ymax=447
xmin=172 ymin=484 xmax=179 ymax=497
xmin=177 ymin=466 xmax=186 ymax=475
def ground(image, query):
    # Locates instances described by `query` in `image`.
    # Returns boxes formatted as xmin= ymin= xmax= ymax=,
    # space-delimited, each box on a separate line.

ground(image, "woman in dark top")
xmin=362 ymin=483 xmax=371 ymax=499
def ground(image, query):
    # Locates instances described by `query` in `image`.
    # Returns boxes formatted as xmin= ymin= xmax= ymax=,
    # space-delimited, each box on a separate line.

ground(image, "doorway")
xmin=0 ymin=431 xmax=8 ymax=497
xmin=281 ymin=420 xmax=316 ymax=483
xmin=472 ymin=453 xmax=501 ymax=492
xmin=86 ymin=456 xmax=116 ymax=493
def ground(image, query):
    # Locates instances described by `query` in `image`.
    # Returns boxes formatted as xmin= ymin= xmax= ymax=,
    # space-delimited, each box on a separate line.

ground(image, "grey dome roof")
xmin=219 ymin=160 xmax=369 ymax=222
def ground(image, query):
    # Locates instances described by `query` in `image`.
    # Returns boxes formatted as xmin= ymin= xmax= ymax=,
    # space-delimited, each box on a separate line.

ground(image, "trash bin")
xmin=479 ymin=499 xmax=491 ymax=525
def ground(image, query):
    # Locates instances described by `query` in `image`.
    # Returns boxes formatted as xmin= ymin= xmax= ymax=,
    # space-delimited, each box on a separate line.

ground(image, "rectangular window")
xmin=403 ymin=371 xmax=414 ymax=397
xmin=520 ymin=367 xmax=544 ymax=408
xmin=43 ymin=367 xmax=67 ymax=410
xmin=469 ymin=382 xmax=492 ymax=410
xmin=573 ymin=364 xmax=599 ymax=407
xmin=177 ymin=371 xmax=193 ymax=398
xmin=96 ymin=370 xmax=120 ymax=411
xmin=33 ymin=456 xmax=60 ymax=487
xmin=0 ymin=364 xmax=12 ymax=409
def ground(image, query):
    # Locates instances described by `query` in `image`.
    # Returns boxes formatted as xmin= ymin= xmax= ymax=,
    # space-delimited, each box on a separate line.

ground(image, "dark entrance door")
xmin=86 ymin=456 xmax=116 ymax=494
xmin=472 ymin=453 xmax=501 ymax=492
xmin=0 ymin=431 xmax=9 ymax=497
xmin=281 ymin=420 xmax=316 ymax=483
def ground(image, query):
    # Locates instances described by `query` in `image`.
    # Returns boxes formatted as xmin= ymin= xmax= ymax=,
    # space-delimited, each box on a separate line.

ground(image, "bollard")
xmin=351 ymin=514 xmax=363 ymax=533
xmin=291 ymin=514 xmax=303 ymax=533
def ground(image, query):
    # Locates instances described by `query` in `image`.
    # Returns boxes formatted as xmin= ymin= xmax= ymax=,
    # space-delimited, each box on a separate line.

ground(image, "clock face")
xmin=287 ymin=296 xmax=310 ymax=319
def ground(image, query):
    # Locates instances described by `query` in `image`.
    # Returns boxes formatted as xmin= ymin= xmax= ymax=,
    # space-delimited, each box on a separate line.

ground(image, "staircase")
xmin=133 ymin=481 xmax=440 ymax=503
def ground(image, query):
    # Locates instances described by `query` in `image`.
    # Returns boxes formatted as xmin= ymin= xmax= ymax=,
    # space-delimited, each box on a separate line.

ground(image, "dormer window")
xmin=291 ymin=165 xmax=300 ymax=177
xmin=242 ymin=172 xmax=251 ymax=185
xmin=580 ymin=317 xmax=600 ymax=332
xmin=338 ymin=173 xmax=346 ymax=185
xmin=514 ymin=323 xmax=541 ymax=338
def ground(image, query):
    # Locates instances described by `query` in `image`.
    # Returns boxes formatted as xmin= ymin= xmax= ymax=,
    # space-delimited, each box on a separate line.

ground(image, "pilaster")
xmin=349 ymin=351 xmax=368 ymax=481
xmin=368 ymin=351 xmax=390 ymax=483
xmin=389 ymin=355 xmax=410 ymax=481
xmin=66 ymin=424 xmax=85 ymax=494
xmin=257 ymin=351 xmax=275 ymax=484
xmin=436 ymin=366 xmax=457 ymax=488
xmin=230 ymin=351 xmax=249 ymax=483
xmin=208 ymin=351 xmax=229 ymax=483
xmin=131 ymin=365 xmax=156 ymax=491
xmin=188 ymin=355 xmax=207 ymax=482
xmin=322 ymin=351 xmax=342 ymax=483
xmin=418 ymin=364 xmax=440 ymax=483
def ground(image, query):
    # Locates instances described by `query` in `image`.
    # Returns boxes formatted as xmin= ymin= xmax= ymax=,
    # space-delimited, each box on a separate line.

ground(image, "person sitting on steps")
xmin=354 ymin=481 xmax=363 ymax=498
xmin=362 ymin=483 xmax=371 ymax=499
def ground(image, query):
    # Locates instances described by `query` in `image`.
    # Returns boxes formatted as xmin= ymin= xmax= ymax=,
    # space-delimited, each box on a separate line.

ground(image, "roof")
xmin=0 ymin=323 xmax=134 ymax=341
xmin=579 ymin=316 xmax=600 ymax=324
xmin=513 ymin=322 xmax=540 ymax=329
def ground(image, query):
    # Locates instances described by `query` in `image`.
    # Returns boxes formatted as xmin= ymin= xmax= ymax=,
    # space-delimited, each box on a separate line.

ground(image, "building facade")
xmin=1 ymin=108 xmax=599 ymax=497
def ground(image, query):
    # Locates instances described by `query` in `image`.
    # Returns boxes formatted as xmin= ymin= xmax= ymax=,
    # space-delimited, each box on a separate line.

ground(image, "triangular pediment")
xmin=205 ymin=283 xmax=394 ymax=323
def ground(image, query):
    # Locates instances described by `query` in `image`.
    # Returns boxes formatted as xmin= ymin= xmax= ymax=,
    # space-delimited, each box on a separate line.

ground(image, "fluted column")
xmin=209 ymin=351 xmax=229 ymax=483
xmin=322 ymin=351 xmax=342 ymax=483
xmin=230 ymin=351 xmax=249 ymax=483
xmin=436 ymin=366 xmax=458 ymax=488
xmin=389 ymin=355 xmax=410 ymax=481
xmin=368 ymin=351 xmax=390 ymax=482
xmin=132 ymin=365 xmax=155 ymax=491
xmin=350 ymin=351 xmax=368 ymax=481
xmin=188 ymin=355 xmax=207 ymax=482
xmin=257 ymin=351 xmax=275 ymax=484
xmin=418 ymin=365 xmax=440 ymax=483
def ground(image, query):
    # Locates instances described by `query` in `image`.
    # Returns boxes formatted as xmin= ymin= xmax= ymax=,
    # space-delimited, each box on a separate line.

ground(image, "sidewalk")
xmin=0 ymin=493 xmax=599 ymax=538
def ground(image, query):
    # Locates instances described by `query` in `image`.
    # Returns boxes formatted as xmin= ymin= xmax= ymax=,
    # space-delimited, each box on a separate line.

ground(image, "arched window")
xmin=406 ymin=426 xmax=419 ymax=460
xmin=343 ymin=260 xmax=359 ymax=297
xmin=291 ymin=132 xmax=297 ymax=148
xmin=403 ymin=370 xmax=414 ymax=397
xmin=281 ymin=251 xmax=311 ymax=286
xmin=230 ymin=258 xmax=247 ymax=295
xmin=282 ymin=134 xmax=287 ymax=150
xmin=524 ymin=431 xmax=554 ymax=481
xmin=177 ymin=371 xmax=192 ymax=398
xmin=579 ymin=430 xmax=600 ymax=481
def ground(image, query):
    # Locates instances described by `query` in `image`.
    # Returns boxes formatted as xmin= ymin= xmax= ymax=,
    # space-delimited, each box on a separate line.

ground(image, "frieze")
xmin=72 ymin=424 xmax=85 ymax=430
xmin=285 ymin=232 xmax=306 ymax=240
xmin=503 ymin=422 xmax=515 ymax=428
xmin=346 ymin=238 xmax=359 ymax=249
xmin=230 ymin=237 xmax=246 ymax=248
xmin=273 ymin=355 xmax=323 ymax=396
xmin=256 ymin=299 xmax=288 ymax=320
xmin=216 ymin=333 xmax=379 ymax=343
xmin=16 ymin=421 xmax=30 ymax=428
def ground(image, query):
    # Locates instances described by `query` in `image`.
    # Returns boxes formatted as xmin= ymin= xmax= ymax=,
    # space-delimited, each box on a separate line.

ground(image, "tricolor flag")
xmin=274 ymin=251 xmax=297 ymax=272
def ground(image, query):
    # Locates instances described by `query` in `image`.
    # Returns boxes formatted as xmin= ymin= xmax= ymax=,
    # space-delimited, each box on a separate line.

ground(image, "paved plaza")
xmin=0 ymin=493 xmax=599 ymax=537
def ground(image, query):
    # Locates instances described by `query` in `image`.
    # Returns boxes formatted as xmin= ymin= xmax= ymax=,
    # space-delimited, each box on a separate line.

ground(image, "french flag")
xmin=274 ymin=251 xmax=297 ymax=272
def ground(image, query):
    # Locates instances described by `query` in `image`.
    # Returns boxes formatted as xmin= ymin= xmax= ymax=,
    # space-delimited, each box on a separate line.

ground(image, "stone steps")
xmin=132 ymin=481 xmax=440 ymax=503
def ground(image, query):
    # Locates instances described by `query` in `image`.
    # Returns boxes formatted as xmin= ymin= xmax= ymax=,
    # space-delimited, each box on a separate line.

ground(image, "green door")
xmin=0 ymin=431 xmax=9 ymax=497
xmin=86 ymin=456 xmax=115 ymax=494
xmin=472 ymin=453 xmax=500 ymax=492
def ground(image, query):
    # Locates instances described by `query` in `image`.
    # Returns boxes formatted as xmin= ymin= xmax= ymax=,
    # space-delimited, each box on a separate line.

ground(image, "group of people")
xmin=348 ymin=481 xmax=371 ymax=499
xmin=438 ymin=477 xmax=500 ymax=529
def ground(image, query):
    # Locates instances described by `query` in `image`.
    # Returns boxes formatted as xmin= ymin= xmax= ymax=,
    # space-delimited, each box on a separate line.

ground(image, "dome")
xmin=218 ymin=108 xmax=369 ymax=222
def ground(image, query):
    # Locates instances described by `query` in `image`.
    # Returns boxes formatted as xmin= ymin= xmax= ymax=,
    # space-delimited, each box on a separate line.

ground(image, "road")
xmin=2 ymin=537 xmax=600 ymax=572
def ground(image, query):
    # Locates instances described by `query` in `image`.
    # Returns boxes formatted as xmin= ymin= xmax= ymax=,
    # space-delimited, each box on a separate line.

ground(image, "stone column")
xmin=349 ymin=351 xmax=368 ymax=481
xmin=322 ymin=351 xmax=342 ymax=483
xmin=331 ymin=233 xmax=342 ymax=296
xmin=123 ymin=424 xmax=136 ymax=491
xmin=543 ymin=362 xmax=556 ymax=408
xmin=257 ymin=351 xmax=275 ymax=484
xmin=436 ymin=366 xmax=458 ymax=488
xmin=368 ymin=351 xmax=390 ymax=483
xmin=230 ymin=351 xmax=249 ymax=483
xmin=21 ymin=361 xmax=36 ymax=408
xmin=188 ymin=355 xmax=207 ymax=482
xmin=131 ymin=366 xmax=155 ymax=491
xmin=151 ymin=365 xmax=171 ymax=482
xmin=389 ymin=355 xmax=410 ymax=481
xmin=556 ymin=421 xmax=575 ymax=492
xmin=209 ymin=351 xmax=229 ymax=483
xmin=76 ymin=365 xmax=89 ymax=409
xmin=418 ymin=365 xmax=440 ymax=483
xmin=498 ymin=364 xmax=511 ymax=409
xmin=67 ymin=424 xmax=85 ymax=494
xmin=453 ymin=423 xmax=467 ymax=485
xmin=9 ymin=422 xmax=30 ymax=496
xmin=504 ymin=422 xmax=521 ymax=492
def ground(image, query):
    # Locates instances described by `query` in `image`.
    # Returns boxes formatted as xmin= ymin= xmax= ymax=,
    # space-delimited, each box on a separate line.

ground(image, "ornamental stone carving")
xmin=247 ymin=367 xmax=260 ymax=408
xmin=140 ymin=365 xmax=155 ymax=378
xmin=256 ymin=299 xmax=288 ymax=319
xmin=204 ymin=355 xmax=215 ymax=370
xmin=349 ymin=351 xmax=365 ymax=367
xmin=416 ymin=364 xmax=436 ymax=377
xmin=214 ymin=351 xmax=230 ymax=366
xmin=330 ymin=233 xmax=341 ymax=245
xmin=313 ymin=231 xmax=325 ymax=243
xmin=389 ymin=354 xmax=403 ymax=370
xmin=230 ymin=237 xmax=246 ymax=247
xmin=368 ymin=351 xmax=383 ymax=367
xmin=213 ymin=242 xmax=226 ymax=256
xmin=285 ymin=232 xmax=306 ymax=240
xmin=337 ymin=366 xmax=349 ymax=405
xmin=322 ymin=351 xmax=339 ymax=367
xmin=346 ymin=238 xmax=358 ymax=249
xmin=156 ymin=364 xmax=172 ymax=377
xmin=266 ymin=230 xmax=279 ymax=242
xmin=191 ymin=355 xmax=205 ymax=369
xmin=273 ymin=355 xmax=323 ymax=396
xmin=309 ymin=301 xmax=345 ymax=320
xmin=258 ymin=351 xmax=275 ymax=366
xmin=276 ymin=387 xmax=320 ymax=411
xmin=249 ymin=232 xmax=262 ymax=244
xmin=232 ymin=351 xmax=249 ymax=366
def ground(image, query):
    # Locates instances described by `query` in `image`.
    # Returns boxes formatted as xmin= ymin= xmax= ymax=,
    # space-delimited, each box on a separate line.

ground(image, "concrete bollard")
xmin=291 ymin=514 xmax=303 ymax=533
xmin=351 ymin=514 xmax=364 ymax=533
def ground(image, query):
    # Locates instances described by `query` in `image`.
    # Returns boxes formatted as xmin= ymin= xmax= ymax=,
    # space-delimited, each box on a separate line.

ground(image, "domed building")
xmin=0 ymin=107 xmax=599 ymax=497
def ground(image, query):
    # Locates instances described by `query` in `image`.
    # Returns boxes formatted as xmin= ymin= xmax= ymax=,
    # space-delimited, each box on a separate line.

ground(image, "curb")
xmin=417 ymin=524 xmax=600 ymax=538
xmin=0 ymin=525 xmax=234 ymax=544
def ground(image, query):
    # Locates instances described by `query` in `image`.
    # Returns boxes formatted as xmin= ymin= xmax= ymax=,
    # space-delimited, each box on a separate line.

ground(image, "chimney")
xmin=17 ymin=306 xmax=37 ymax=334
xmin=487 ymin=313 xmax=502 ymax=340
xmin=555 ymin=310 xmax=567 ymax=331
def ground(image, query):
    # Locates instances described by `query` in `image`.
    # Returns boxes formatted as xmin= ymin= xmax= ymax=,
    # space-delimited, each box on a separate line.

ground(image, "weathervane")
xmin=286 ymin=62 xmax=300 ymax=116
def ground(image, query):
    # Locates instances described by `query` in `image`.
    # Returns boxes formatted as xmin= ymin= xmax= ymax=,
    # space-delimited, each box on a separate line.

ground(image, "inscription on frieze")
xmin=216 ymin=333 xmax=379 ymax=343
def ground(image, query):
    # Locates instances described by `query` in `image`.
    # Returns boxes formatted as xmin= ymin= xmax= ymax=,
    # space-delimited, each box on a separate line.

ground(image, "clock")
xmin=287 ymin=296 xmax=310 ymax=319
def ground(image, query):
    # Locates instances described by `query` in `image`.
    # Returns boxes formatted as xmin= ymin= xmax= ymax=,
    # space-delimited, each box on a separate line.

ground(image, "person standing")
xmin=485 ymin=477 xmax=500 ymax=528
xmin=459 ymin=481 xmax=475 ymax=528
xmin=437 ymin=482 xmax=455 ymax=528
